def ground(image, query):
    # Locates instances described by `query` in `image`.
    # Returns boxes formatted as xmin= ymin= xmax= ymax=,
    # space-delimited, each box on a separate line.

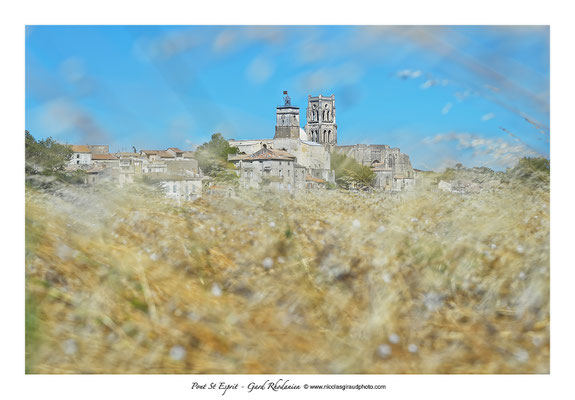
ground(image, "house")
xmin=91 ymin=153 xmax=119 ymax=167
xmin=69 ymin=145 xmax=92 ymax=167
xmin=231 ymin=146 xmax=303 ymax=191
xmin=159 ymin=175 xmax=203 ymax=202
xmin=305 ymin=174 xmax=327 ymax=189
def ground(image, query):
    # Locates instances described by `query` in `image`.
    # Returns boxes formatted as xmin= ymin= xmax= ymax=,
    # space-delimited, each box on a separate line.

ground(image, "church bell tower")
xmin=274 ymin=91 xmax=301 ymax=140
xmin=304 ymin=94 xmax=337 ymax=145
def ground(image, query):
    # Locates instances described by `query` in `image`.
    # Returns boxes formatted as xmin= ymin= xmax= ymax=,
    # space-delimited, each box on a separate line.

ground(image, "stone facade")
xmin=304 ymin=94 xmax=337 ymax=145
xmin=231 ymin=147 xmax=307 ymax=191
xmin=160 ymin=177 xmax=203 ymax=202
xmin=333 ymin=144 xmax=415 ymax=191
xmin=274 ymin=92 xmax=301 ymax=140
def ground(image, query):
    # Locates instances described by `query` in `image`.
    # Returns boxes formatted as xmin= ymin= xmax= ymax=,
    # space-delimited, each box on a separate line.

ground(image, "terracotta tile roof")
xmin=306 ymin=175 xmax=326 ymax=183
xmin=141 ymin=150 xmax=162 ymax=155
xmin=92 ymin=153 xmax=118 ymax=160
xmin=70 ymin=145 xmax=91 ymax=153
xmin=246 ymin=147 xmax=296 ymax=161
xmin=167 ymin=147 xmax=184 ymax=153
xmin=158 ymin=151 xmax=175 ymax=158
xmin=116 ymin=152 xmax=140 ymax=157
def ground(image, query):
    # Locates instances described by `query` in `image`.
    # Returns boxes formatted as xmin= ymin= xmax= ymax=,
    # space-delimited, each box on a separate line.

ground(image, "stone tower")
xmin=304 ymin=94 xmax=337 ymax=145
xmin=274 ymin=91 xmax=301 ymax=140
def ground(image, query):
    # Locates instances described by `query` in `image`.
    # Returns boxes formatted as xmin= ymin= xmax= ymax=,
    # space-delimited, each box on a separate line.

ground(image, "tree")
xmin=330 ymin=152 xmax=375 ymax=189
xmin=25 ymin=131 xmax=73 ymax=175
xmin=195 ymin=133 xmax=239 ymax=176
xmin=507 ymin=156 xmax=550 ymax=185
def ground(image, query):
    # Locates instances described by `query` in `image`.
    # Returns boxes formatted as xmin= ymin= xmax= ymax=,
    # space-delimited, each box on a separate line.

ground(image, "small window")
xmin=76 ymin=154 xmax=80 ymax=158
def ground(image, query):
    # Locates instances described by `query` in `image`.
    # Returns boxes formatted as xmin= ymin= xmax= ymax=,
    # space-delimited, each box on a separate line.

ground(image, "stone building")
xmin=230 ymin=147 xmax=306 ymax=191
xmin=159 ymin=176 xmax=203 ymax=202
xmin=228 ymin=91 xmax=335 ymax=187
xmin=304 ymin=94 xmax=337 ymax=145
xmin=69 ymin=145 xmax=92 ymax=167
xmin=333 ymin=144 xmax=415 ymax=191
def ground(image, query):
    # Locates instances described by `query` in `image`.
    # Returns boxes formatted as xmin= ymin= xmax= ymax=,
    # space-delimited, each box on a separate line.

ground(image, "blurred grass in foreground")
xmin=25 ymin=172 xmax=549 ymax=373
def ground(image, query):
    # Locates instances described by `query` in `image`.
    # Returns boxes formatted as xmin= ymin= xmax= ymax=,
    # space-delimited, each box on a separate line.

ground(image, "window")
xmin=76 ymin=154 xmax=80 ymax=159
xmin=173 ymin=185 xmax=177 ymax=193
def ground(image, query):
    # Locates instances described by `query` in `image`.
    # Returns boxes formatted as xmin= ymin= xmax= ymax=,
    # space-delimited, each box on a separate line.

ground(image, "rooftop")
xmin=70 ymin=145 xmax=91 ymax=153
xmin=245 ymin=147 xmax=296 ymax=161
xmin=306 ymin=175 xmax=326 ymax=183
xmin=92 ymin=153 xmax=118 ymax=160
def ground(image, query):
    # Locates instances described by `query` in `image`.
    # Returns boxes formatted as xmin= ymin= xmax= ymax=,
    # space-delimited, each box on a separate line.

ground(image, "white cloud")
xmin=421 ymin=80 xmax=435 ymax=89
xmin=441 ymin=102 xmax=453 ymax=115
xmin=397 ymin=69 xmax=422 ymax=80
xmin=423 ymin=132 xmax=539 ymax=169
xmin=246 ymin=57 xmax=274 ymax=84
xmin=481 ymin=112 xmax=495 ymax=121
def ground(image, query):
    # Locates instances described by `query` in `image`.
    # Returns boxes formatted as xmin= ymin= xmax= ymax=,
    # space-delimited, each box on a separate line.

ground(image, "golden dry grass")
xmin=25 ymin=177 xmax=549 ymax=374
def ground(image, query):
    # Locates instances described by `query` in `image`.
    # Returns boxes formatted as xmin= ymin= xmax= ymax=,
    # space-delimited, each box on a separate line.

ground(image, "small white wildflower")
xmin=62 ymin=339 xmax=78 ymax=355
xmin=269 ymin=221 xmax=276 ymax=228
xmin=149 ymin=253 xmax=159 ymax=261
xmin=211 ymin=283 xmax=222 ymax=297
xmin=262 ymin=257 xmax=274 ymax=269
xmin=277 ymin=257 xmax=286 ymax=264
xmin=411 ymin=217 xmax=419 ymax=223
xmin=490 ymin=243 xmax=497 ymax=249
xmin=382 ymin=273 xmax=392 ymax=283
xmin=408 ymin=344 xmax=419 ymax=353
xmin=514 ymin=348 xmax=529 ymax=363
xmin=423 ymin=292 xmax=444 ymax=311
xmin=352 ymin=219 xmax=361 ymax=228
xmin=518 ymin=271 xmax=527 ymax=280
xmin=377 ymin=344 xmax=392 ymax=358
xmin=169 ymin=345 xmax=186 ymax=361
xmin=377 ymin=225 xmax=386 ymax=233
xmin=516 ymin=245 xmax=525 ymax=254
xmin=388 ymin=333 xmax=400 ymax=344
xmin=210 ymin=227 xmax=215 ymax=233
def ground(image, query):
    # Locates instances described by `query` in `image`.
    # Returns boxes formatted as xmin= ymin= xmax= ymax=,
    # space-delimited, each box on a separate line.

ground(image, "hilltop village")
xmin=65 ymin=92 xmax=415 ymax=199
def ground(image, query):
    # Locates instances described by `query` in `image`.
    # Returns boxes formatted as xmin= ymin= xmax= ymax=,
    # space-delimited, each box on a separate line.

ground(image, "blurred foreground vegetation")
xmin=25 ymin=159 xmax=549 ymax=373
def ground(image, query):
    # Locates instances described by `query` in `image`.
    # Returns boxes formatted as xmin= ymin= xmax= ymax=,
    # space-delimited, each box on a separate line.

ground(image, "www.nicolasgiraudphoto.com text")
xmin=190 ymin=379 xmax=387 ymax=395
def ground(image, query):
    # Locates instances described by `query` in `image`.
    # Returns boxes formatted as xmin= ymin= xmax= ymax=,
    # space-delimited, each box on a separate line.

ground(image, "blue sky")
xmin=25 ymin=25 xmax=549 ymax=170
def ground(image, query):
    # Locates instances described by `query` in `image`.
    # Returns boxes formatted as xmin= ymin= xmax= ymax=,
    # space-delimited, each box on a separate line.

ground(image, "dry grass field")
xmin=25 ymin=174 xmax=549 ymax=374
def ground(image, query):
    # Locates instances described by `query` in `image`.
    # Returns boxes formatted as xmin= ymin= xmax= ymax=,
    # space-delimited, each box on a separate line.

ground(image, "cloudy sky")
xmin=25 ymin=25 xmax=549 ymax=170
